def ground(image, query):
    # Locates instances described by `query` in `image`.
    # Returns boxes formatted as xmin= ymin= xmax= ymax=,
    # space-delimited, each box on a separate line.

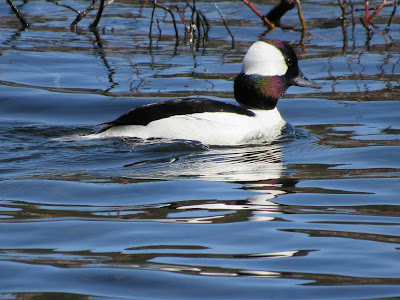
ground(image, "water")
xmin=1 ymin=0 xmax=400 ymax=299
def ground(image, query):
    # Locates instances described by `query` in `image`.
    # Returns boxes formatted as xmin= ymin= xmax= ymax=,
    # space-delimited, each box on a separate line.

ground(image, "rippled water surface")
xmin=1 ymin=0 xmax=400 ymax=299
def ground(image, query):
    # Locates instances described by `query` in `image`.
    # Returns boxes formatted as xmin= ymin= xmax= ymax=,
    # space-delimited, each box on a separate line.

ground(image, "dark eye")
xmin=287 ymin=58 xmax=292 ymax=66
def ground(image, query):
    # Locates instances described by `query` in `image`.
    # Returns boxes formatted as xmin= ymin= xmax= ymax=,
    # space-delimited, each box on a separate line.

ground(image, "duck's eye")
xmin=287 ymin=58 xmax=292 ymax=66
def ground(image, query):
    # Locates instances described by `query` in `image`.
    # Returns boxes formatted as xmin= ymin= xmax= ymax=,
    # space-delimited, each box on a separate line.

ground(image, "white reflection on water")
xmin=119 ymin=139 xmax=289 ymax=223
xmin=121 ymin=139 xmax=284 ymax=182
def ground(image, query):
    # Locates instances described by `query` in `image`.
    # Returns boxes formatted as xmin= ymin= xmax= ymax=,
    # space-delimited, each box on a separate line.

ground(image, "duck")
xmin=91 ymin=39 xmax=320 ymax=145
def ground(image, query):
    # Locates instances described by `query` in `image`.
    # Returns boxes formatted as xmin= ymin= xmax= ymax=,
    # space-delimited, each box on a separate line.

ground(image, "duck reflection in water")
xmin=121 ymin=138 xmax=300 ymax=223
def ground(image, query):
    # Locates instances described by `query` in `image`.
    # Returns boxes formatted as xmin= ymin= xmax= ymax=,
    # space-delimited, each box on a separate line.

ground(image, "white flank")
xmin=242 ymin=41 xmax=288 ymax=76
xmin=83 ymin=108 xmax=286 ymax=146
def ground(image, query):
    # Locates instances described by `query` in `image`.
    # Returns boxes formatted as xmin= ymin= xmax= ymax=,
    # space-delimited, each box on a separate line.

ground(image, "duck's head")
xmin=234 ymin=39 xmax=320 ymax=110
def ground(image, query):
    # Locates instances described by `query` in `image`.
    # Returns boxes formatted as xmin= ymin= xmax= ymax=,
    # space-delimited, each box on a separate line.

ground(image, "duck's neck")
xmin=234 ymin=73 xmax=290 ymax=110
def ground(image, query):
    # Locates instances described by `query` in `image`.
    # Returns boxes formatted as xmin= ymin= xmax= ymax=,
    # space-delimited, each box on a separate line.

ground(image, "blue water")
xmin=1 ymin=0 xmax=400 ymax=299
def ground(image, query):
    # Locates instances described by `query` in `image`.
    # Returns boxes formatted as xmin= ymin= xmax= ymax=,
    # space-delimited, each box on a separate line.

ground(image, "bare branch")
xmin=386 ymin=0 xmax=398 ymax=30
xmin=189 ymin=0 xmax=197 ymax=38
xmin=362 ymin=0 xmax=394 ymax=28
xmin=241 ymin=0 xmax=275 ymax=29
xmin=359 ymin=14 xmax=372 ymax=35
xmin=95 ymin=0 xmax=114 ymax=10
xmin=176 ymin=6 xmax=188 ymax=31
xmin=199 ymin=10 xmax=210 ymax=36
xmin=6 ymin=0 xmax=29 ymax=28
xmin=183 ymin=0 xmax=210 ymax=43
xmin=338 ymin=0 xmax=348 ymax=53
xmin=214 ymin=3 xmax=234 ymax=46
xmin=152 ymin=0 xmax=179 ymax=41
xmin=295 ymin=0 xmax=306 ymax=29
xmin=365 ymin=0 xmax=370 ymax=26
xmin=89 ymin=0 xmax=105 ymax=28
xmin=157 ymin=18 xmax=162 ymax=38
xmin=70 ymin=0 xmax=96 ymax=31
xmin=367 ymin=0 xmax=394 ymax=25
xmin=149 ymin=1 xmax=156 ymax=38
xmin=46 ymin=0 xmax=80 ymax=14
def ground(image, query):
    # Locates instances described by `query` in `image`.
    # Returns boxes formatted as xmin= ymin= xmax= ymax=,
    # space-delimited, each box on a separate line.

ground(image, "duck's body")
xmin=93 ymin=98 xmax=285 ymax=145
xmin=93 ymin=39 xmax=319 ymax=145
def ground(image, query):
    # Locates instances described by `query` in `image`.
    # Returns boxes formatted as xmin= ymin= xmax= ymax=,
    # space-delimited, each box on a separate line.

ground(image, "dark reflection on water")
xmin=1 ymin=0 xmax=400 ymax=299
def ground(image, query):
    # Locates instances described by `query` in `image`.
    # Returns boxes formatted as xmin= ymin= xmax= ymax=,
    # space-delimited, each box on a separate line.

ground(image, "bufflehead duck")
xmin=94 ymin=39 xmax=320 ymax=145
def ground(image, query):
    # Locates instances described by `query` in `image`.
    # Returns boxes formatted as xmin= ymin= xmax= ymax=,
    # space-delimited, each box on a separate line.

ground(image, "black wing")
xmin=99 ymin=98 xmax=255 ymax=132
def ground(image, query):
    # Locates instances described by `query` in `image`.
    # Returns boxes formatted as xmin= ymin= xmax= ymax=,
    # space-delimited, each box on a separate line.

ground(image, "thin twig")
xmin=190 ymin=0 xmax=197 ymax=38
xmin=152 ymin=0 xmax=179 ymax=41
xmin=354 ymin=1 xmax=395 ymax=12
xmin=95 ymin=0 xmax=114 ymax=10
xmin=149 ymin=1 xmax=156 ymax=38
xmin=195 ymin=9 xmax=209 ymax=38
xmin=199 ymin=11 xmax=210 ymax=36
xmin=176 ymin=6 xmax=188 ymax=31
xmin=184 ymin=0 xmax=210 ymax=44
xmin=295 ymin=0 xmax=306 ymax=29
xmin=365 ymin=0 xmax=370 ymax=26
xmin=349 ymin=0 xmax=356 ymax=48
xmin=338 ymin=0 xmax=348 ymax=53
xmin=386 ymin=0 xmax=397 ymax=30
xmin=338 ymin=0 xmax=346 ymax=16
xmin=215 ymin=3 xmax=234 ymax=45
xmin=359 ymin=15 xmax=372 ymax=36
xmin=367 ymin=0 xmax=393 ymax=25
xmin=196 ymin=11 xmax=202 ymax=43
xmin=46 ymin=0 xmax=80 ymax=14
xmin=6 ymin=0 xmax=29 ymax=28
xmin=156 ymin=18 xmax=162 ymax=38
xmin=241 ymin=0 xmax=275 ymax=29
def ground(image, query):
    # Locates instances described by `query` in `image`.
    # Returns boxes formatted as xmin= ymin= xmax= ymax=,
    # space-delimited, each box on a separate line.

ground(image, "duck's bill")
xmin=292 ymin=71 xmax=321 ymax=89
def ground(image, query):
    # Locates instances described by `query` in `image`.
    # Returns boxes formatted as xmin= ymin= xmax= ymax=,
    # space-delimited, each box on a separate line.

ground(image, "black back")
xmin=100 ymin=98 xmax=255 ymax=132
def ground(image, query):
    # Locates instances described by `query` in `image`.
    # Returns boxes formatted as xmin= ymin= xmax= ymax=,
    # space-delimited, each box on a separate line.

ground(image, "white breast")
xmin=89 ymin=108 xmax=286 ymax=146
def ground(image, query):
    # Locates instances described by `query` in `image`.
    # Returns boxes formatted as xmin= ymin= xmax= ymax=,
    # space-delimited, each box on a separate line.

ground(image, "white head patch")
xmin=241 ymin=41 xmax=288 ymax=76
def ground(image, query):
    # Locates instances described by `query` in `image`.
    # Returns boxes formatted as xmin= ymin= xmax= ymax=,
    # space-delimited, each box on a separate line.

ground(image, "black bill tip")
xmin=292 ymin=71 xmax=321 ymax=89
